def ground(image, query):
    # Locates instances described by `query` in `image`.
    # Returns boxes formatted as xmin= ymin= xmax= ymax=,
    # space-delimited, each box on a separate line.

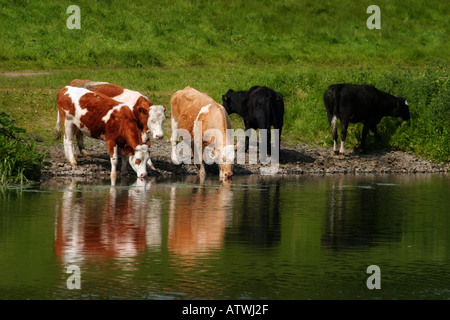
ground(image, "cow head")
xmin=222 ymin=90 xmax=236 ymax=115
xmin=213 ymin=144 xmax=235 ymax=180
xmin=148 ymin=105 xmax=165 ymax=140
xmin=202 ymin=128 xmax=236 ymax=180
xmin=393 ymin=98 xmax=411 ymax=122
xmin=128 ymin=144 xmax=150 ymax=179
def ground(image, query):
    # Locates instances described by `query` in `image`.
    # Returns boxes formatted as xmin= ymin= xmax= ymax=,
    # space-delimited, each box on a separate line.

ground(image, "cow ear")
xmin=211 ymin=148 xmax=222 ymax=160
xmin=215 ymin=150 xmax=223 ymax=160
xmin=163 ymin=105 xmax=166 ymax=111
xmin=222 ymin=154 xmax=227 ymax=162
xmin=123 ymin=145 xmax=134 ymax=155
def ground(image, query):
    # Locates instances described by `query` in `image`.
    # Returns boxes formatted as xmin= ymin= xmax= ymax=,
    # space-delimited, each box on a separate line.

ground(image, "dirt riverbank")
xmin=40 ymin=137 xmax=448 ymax=182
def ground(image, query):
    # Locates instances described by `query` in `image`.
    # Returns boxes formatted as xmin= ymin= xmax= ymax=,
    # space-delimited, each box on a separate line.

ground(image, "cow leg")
xmin=266 ymin=128 xmax=272 ymax=156
xmin=199 ymin=161 xmax=206 ymax=177
xmin=120 ymin=153 xmax=129 ymax=176
xmin=274 ymin=109 xmax=284 ymax=152
xmin=147 ymin=157 xmax=156 ymax=171
xmin=275 ymin=126 xmax=282 ymax=152
xmin=108 ymin=144 xmax=119 ymax=186
xmin=75 ymin=129 xmax=89 ymax=157
xmin=255 ymin=127 xmax=272 ymax=157
xmin=361 ymin=123 xmax=370 ymax=154
xmin=371 ymin=124 xmax=382 ymax=141
xmin=63 ymin=122 xmax=77 ymax=166
xmin=244 ymin=121 xmax=251 ymax=152
xmin=199 ymin=163 xmax=206 ymax=176
xmin=256 ymin=111 xmax=271 ymax=156
xmin=170 ymin=118 xmax=180 ymax=164
xmin=339 ymin=120 xmax=349 ymax=158
xmin=144 ymin=140 xmax=156 ymax=170
xmin=244 ymin=129 xmax=251 ymax=153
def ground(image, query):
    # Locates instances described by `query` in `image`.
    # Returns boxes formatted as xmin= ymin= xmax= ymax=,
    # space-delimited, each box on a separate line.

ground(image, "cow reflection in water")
xmin=323 ymin=176 xmax=404 ymax=250
xmin=54 ymin=178 xmax=162 ymax=266
xmin=168 ymin=178 xmax=233 ymax=261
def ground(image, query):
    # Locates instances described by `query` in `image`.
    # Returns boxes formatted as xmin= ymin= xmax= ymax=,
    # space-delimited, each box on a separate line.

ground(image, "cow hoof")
xmin=334 ymin=151 xmax=339 ymax=156
xmin=339 ymin=153 xmax=345 ymax=159
xmin=69 ymin=161 xmax=78 ymax=167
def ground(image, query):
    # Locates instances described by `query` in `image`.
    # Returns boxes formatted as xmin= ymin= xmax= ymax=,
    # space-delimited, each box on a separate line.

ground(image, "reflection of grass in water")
xmin=337 ymin=183 xmax=401 ymax=189
xmin=161 ymin=183 xmax=269 ymax=192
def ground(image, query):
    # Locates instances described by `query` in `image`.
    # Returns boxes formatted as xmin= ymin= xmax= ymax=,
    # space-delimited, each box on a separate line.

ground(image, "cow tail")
xmin=273 ymin=93 xmax=284 ymax=129
xmin=333 ymin=85 xmax=341 ymax=117
xmin=330 ymin=85 xmax=341 ymax=135
xmin=54 ymin=110 xmax=62 ymax=140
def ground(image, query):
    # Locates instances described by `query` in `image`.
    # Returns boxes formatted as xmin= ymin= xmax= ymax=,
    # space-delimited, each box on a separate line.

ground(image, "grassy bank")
xmin=0 ymin=0 xmax=448 ymax=173
xmin=1 ymin=64 xmax=448 ymax=163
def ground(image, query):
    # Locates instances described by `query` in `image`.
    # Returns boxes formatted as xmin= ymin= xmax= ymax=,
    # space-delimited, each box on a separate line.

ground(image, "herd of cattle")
xmin=55 ymin=79 xmax=411 ymax=184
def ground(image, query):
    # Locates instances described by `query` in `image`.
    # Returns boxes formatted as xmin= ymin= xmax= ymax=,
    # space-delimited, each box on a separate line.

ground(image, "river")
xmin=0 ymin=174 xmax=448 ymax=300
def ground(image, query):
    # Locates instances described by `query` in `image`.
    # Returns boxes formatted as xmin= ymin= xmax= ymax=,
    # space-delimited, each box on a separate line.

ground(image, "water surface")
xmin=0 ymin=174 xmax=449 ymax=299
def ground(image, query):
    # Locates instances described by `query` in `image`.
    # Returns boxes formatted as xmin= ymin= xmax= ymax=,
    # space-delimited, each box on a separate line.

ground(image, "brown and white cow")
xmin=170 ymin=86 xmax=235 ymax=180
xmin=56 ymin=86 xmax=150 ymax=185
xmin=67 ymin=79 xmax=166 ymax=170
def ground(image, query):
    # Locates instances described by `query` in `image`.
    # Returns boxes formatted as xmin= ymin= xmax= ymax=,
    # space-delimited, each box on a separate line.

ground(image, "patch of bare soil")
xmin=2 ymin=71 xmax=51 ymax=77
xmin=40 ymin=137 xmax=448 ymax=182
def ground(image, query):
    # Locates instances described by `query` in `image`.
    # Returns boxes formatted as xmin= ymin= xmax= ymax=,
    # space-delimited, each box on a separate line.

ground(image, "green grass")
xmin=0 ymin=112 xmax=48 ymax=185
xmin=0 ymin=0 xmax=448 ymax=171
xmin=1 ymin=0 xmax=448 ymax=70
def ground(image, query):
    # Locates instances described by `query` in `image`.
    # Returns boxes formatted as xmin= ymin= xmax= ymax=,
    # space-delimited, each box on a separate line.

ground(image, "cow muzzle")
xmin=223 ymin=172 xmax=233 ymax=180
xmin=139 ymin=172 xmax=147 ymax=179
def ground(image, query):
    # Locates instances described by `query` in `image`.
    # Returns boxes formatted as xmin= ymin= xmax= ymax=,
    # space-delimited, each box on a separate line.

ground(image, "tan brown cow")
xmin=56 ymin=86 xmax=150 ymax=185
xmin=170 ymin=86 xmax=235 ymax=180
xmin=68 ymin=79 xmax=166 ymax=170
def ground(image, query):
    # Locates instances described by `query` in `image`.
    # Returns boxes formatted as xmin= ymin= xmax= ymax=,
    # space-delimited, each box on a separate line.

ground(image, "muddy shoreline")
xmin=39 ymin=137 xmax=448 ymax=183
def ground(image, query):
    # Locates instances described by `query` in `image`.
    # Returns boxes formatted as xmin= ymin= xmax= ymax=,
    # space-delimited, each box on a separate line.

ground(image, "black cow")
xmin=222 ymin=86 xmax=284 ymax=154
xmin=324 ymin=84 xmax=411 ymax=157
